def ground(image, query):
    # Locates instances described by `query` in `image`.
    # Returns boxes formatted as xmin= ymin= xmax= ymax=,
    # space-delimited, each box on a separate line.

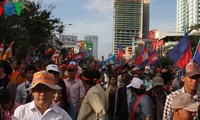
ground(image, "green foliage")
xmin=154 ymin=56 xmax=173 ymax=68
xmin=0 ymin=1 xmax=64 ymax=62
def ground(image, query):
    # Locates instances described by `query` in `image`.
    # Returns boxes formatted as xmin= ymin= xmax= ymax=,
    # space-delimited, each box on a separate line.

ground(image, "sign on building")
xmin=59 ymin=35 xmax=77 ymax=45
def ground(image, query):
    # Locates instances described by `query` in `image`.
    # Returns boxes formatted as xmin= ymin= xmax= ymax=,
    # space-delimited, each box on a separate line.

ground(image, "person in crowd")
xmin=117 ymin=64 xmax=130 ymax=87
xmin=0 ymin=87 xmax=20 ymax=120
xmin=127 ymin=77 xmax=154 ymax=120
xmin=161 ymin=67 xmax=174 ymax=91
xmin=13 ymin=71 xmax=72 ymax=120
xmin=163 ymin=62 xmax=200 ymax=120
xmin=10 ymin=62 xmax=27 ymax=86
xmin=114 ymin=71 xmax=132 ymax=120
xmin=144 ymin=73 xmax=153 ymax=91
xmin=172 ymin=93 xmax=199 ymax=120
xmin=88 ymin=60 xmax=99 ymax=71
xmin=105 ymin=75 xmax=117 ymax=120
xmin=147 ymin=76 xmax=170 ymax=120
xmin=54 ymin=79 xmax=76 ymax=120
xmin=0 ymin=60 xmax=16 ymax=100
xmin=15 ymin=64 xmax=37 ymax=104
xmin=63 ymin=61 xmax=86 ymax=117
xmin=77 ymin=70 xmax=107 ymax=120
xmin=58 ymin=63 xmax=68 ymax=79
xmin=117 ymin=71 xmax=128 ymax=87
xmin=46 ymin=64 xmax=61 ymax=83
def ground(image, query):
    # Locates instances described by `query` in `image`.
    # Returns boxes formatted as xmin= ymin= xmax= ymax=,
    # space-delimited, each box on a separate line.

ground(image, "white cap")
xmin=145 ymin=65 xmax=150 ymax=70
xmin=132 ymin=66 xmax=139 ymax=71
xmin=127 ymin=78 xmax=144 ymax=89
xmin=46 ymin=64 xmax=60 ymax=73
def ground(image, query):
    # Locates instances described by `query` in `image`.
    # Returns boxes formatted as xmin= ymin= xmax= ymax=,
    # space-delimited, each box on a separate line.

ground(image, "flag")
xmin=3 ymin=41 xmax=14 ymax=60
xmin=193 ymin=39 xmax=200 ymax=66
xmin=117 ymin=45 xmax=124 ymax=60
xmin=148 ymin=50 xmax=158 ymax=65
xmin=52 ymin=50 xmax=59 ymax=64
xmin=106 ymin=55 xmax=116 ymax=64
xmin=0 ymin=43 xmax=4 ymax=60
xmin=135 ymin=44 xmax=149 ymax=68
xmin=45 ymin=48 xmax=53 ymax=55
xmin=72 ymin=52 xmax=84 ymax=62
xmin=168 ymin=29 xmax=192 ymax=69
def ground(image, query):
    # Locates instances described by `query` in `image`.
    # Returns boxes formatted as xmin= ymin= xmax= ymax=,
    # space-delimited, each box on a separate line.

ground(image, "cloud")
xmin=84 ymin=0 xmax=113 ymax=14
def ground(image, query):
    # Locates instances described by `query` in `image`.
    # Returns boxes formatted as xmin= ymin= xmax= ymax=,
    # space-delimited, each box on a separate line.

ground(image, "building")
xmin=113 ymin=0 xmax=150 ymax=55
xmin=84 ymin=35 xmax=98 ymax=59
xmin=177 ymin=0 xmax=200 ymax=32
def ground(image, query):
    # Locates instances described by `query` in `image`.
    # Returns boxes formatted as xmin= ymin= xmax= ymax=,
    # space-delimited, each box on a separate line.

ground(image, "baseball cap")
xmin=67 ymin=61 xmax=78 ymax=70
xmin=127 ymin=78 xmax=144 ymax=89
xmin=172 ymin=92 xmax=199 ymax=112
xmin=26 ymin=71 xmax=62 ymax=90
xmin=46 ymin=64 xmax=60 ymax=73
xmin=152 ymin=76 xmax=164 ymax=86
xmin=182 ymin=62 xmax=200 ymax=77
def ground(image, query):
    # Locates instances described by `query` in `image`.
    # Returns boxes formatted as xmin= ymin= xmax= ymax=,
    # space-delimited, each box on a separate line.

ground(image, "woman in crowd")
xmin=53 ymin=79 xmax=75 ymax=120
xmin=106 ymin=75 xmax=117 ymax=120
xmin=0 ymin=87 xmax=20 ymax=120
xmin=0 ymin=60 xmax=16 ymax=100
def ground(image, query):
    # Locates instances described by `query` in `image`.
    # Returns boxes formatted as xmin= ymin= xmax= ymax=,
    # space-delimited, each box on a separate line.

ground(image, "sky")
xmin=38 ymin=0 xmax=176 ymax=59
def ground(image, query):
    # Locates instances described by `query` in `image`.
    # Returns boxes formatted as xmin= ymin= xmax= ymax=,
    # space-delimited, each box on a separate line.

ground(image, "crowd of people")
xmin=0 ymin=59 xmax=199 ymax=120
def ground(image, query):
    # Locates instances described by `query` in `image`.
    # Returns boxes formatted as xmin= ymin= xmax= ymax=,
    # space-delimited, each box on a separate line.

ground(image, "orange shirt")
xmin=10 ymin=71 xmax=27 ymax=86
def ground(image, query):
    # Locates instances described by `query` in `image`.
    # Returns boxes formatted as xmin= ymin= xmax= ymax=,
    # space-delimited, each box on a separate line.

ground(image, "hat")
xmin=26 ymin=71 xmax=62 ymax=90
xmin=145 ymin=65 xmax=150 ymax=70
xmin=127 ymin=78 xmax=144 ymax=89
xmin=183 ymin=62 xmax=200 ymax=77
xmin=46 ymin=64 xmax=60 ymax=73
xmin=172 ymin=93 xmax=199 ymax=112
xmin=152 ymin=77 xmax=164 ymax=86
xmin=67 ymin=61 xmax=78 ymax=70
xmin=132 ymin=66 xmax=139 ymax=71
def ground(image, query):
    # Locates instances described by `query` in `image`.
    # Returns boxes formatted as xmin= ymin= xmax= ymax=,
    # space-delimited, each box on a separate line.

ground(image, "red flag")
xmin=168 ymin=29 xmax=192 ymax=69
xmin=117 ymin=45 xmax=124 ymax=60
xmin=148 ymin=50 xmax=158 ymax=65
xmin=135 ymin=44 xmax=149 ymax=68
xmin=72 ymin=52 xmax=84 ymax=61
xmin=52 ymin=50 xmax=59 ymax=64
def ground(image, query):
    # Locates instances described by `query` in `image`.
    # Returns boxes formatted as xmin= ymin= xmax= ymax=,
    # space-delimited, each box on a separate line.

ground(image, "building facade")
xmin=84 ymin=35 xmax=98 ymax=59
xmin=113 ymin=0 xmax=150 ymax=55
xmin=177 ymin=0 xmax=200 ymax=32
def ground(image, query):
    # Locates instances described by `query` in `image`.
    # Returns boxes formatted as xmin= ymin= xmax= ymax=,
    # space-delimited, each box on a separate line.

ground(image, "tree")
xmin=0 ymin=1 xmax=64 ymax=62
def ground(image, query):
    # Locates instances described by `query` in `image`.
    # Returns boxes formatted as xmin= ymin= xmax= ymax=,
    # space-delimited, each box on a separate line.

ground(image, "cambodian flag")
xmin=148 ymin=50 xmax=158 ymax=65
xmin=168 ymin=29 xmax=192 ymax=69
xmin=135 ymin=44 xmax=149 ymax=68
xmin=193 ymin=40 xmax=200 ymax=66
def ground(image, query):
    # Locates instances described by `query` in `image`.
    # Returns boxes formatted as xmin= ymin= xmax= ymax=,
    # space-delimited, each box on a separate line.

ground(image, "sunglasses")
xmin=67 ymin=69 xmax=76 ymax=72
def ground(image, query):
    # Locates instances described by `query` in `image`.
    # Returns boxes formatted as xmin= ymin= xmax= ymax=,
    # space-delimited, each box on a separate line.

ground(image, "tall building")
xmin=113 ymin=0 xmax=150 ymax=55
xmin=84 ymin=35 xmax=98 ymax=59
xmin=177 ymin=0 xmax=200 ymax=32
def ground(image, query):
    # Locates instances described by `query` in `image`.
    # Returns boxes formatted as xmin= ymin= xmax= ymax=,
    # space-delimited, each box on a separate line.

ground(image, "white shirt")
xmin=12 ymin=101 xmax=72 ymax=120
xmin=15 ymin=80 xmax=31 ymax=104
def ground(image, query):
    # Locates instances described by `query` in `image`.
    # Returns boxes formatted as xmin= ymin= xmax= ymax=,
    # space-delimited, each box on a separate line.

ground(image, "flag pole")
xmin=192 ymin=38 xmax=200 ymax=61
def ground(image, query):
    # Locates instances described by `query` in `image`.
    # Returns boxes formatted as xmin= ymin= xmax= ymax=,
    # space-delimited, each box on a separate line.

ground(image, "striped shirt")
xmin=163 ymin=87 xmax=200 ymax=120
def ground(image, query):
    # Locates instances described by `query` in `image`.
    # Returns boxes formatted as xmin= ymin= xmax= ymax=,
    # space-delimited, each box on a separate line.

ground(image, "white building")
xmin=84 ymin=35 xmax=98 ymax=59
xmin=177 ymin=0 xmax=200 ymax=32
